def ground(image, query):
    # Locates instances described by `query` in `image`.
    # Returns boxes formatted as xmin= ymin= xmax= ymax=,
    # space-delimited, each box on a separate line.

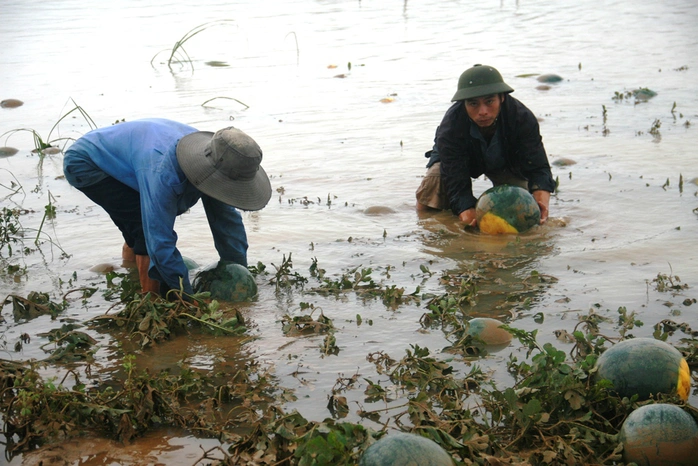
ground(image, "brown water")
xmin=1 ymin=0 xmax=698 ymax=463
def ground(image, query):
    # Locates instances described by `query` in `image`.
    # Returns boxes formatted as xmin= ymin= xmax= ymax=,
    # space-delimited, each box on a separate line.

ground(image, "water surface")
xmin=1 ymin=0 xmax=697 ymax=463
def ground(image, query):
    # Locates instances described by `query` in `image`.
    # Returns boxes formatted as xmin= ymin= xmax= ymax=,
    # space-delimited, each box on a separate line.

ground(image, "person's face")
xmin=464 ymin=94 xmax=503 ymax=128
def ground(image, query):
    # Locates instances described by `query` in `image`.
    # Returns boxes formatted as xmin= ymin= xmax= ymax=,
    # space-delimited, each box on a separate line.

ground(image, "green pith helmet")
xmin=452 ymin=64 xmax=514 ymax=102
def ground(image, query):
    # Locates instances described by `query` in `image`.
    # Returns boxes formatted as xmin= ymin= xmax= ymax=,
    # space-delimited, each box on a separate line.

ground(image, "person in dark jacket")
xmin=416 ymin=64 xmax=555 ymax=227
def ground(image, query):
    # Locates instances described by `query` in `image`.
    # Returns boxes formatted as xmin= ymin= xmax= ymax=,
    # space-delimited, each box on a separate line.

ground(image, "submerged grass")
xmin=150 ymin=20 xmax=237 ymax=70
xmin=1 ymin=177 xmax=69 ymax=276
xmin=0 ymin=99 xmax=96 ymax=155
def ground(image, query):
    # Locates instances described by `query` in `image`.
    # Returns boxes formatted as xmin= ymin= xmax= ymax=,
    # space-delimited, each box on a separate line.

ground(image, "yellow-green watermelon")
xmin=466 ymin=317 xmax=513 ymax=349
xmin=475 ymin=185 xmax=540 ymax=234
xmin=359 ymin=432 xmax=454 ymax=466
xmin=192 ymin=261 xmax=258 ymax=302
xmin=594 ymin=338 xmax=691 ymax=401
xmin=619 ymin=403 xmax=698 ymax=466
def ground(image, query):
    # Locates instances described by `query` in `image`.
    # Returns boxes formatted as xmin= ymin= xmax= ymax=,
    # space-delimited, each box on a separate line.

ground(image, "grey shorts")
xmin=415 ymin=163 xmax=449 ymax=210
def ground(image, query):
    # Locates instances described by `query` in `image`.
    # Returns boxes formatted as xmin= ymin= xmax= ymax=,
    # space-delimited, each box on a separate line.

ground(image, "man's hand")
xmin=532 ymin=190 xmax=551 ymax=224
xmin=459 ymin=207 xmax=477 ymax=227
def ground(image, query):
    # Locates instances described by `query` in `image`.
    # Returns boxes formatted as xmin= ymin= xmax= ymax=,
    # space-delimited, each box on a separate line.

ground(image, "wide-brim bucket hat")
xmin=452 ymin=64 xmax=514 ymax=101
xmin=176 ymin=127 xmax=272 ymax=211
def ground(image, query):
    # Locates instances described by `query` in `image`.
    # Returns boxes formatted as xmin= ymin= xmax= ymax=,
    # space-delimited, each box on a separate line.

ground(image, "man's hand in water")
xmin=459 ymin=207 xmax=477 ymax=227
xmin=532 ymin=190 xmax=551 ymax=224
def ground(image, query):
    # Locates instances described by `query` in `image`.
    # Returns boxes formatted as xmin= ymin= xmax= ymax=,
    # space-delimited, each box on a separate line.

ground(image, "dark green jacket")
xmin=433 ymin=95 xmax=555 ymax=215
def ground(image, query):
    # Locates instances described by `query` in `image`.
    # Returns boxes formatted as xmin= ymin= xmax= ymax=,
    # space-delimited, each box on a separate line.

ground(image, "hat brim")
xmin=177 ymin=131 xmax=272 ymax=211
xmin=452 ymin=83 xmax=514 ymax=102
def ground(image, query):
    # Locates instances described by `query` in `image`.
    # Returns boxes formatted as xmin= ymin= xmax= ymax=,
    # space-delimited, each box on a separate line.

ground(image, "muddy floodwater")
xmin=1 ymin=0 xmax=698 ymax=463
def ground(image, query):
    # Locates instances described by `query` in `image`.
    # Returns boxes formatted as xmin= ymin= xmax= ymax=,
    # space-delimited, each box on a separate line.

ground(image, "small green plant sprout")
xmin=601 ymin=105 xmax=610 ymax=136
xmin=611 ymin=87 xmax=657 ymax=104
xmin=649 ymin=118 xmax=661 ymax=140
xmin=270 ymin=252 xmax=308 ymax=289
xmin=308 ymin=256 xmax=326 ymax=279
xmin=650 ymin=268 xmax=688 ymax=293
xmin=0 ymin=206 xmax=23 ymax=258
xmin=150 ymin=20 xmax=237 ymax=70
xmin=35 ymin=191 xmax=58 ymax=244
xmin=0 ymin=195 xmax=67 ymax=261
xmin=419 ymin=263 xmax=433 ymax=276
xmin=612 ymin=90 xmax=633 ymax=101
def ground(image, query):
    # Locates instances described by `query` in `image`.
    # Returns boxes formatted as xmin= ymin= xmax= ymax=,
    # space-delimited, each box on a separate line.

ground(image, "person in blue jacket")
xmin=416 ymin=64 xmax=555 ymax=226
xmin=63 ymin=118 xmax=272 ymax=296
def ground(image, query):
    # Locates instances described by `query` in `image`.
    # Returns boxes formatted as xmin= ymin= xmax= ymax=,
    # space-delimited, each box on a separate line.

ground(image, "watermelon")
xmin=466 ymin=317 xmax=512 ymax=349
xmin=182 ymin=256 xmax=199 ymax=271
xmin=633 ymin=87 xmax=657 ymax=101
xmin=359 ymin=432 xmax=454 ymax=466
xmin=619 ymin=403 xmax=698 ymax=466
xmin=475 ymin=185 xmax=540 ymax=235
xmin=536 ymin=73 xmax=563 ymax=83
xmin=595 ymin=338 xmax=690 ymax=401
xmin=192 ymin=261 xmax=258 ymax=302
xmin=0 ymin=146 xmax=19 ymax=157
xmin=0 ymin=98 xmax=24 ymax=108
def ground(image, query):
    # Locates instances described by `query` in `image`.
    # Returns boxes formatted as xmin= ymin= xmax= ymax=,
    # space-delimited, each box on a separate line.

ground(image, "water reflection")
xmin=418 ymin=208 xmax=557 ymax=315
xmin=19 ymin=428 xmax=223 ymax=466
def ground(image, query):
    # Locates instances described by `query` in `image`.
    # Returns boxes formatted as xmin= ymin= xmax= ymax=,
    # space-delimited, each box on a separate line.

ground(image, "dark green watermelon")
xmin=536 ymin=73 xmax=563 ymax=83
xmin=192 ymin=261 xmax=258 ymax=302
xmin=359 ymin=432 xmax=454 ymax=466
xmin=594 ymin=338 xmax=690 ymax=401
xmin=475 ymin=185 xmax=540 ymax=234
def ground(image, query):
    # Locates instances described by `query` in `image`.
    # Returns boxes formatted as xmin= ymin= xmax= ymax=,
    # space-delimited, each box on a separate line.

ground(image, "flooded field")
xmin=1 ymin=0 xmax=697 ymax=464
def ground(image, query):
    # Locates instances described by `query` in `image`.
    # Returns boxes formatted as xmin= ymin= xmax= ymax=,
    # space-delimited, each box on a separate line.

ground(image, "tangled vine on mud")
xmin=0 ymin=260 xmax=696 ymax=465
